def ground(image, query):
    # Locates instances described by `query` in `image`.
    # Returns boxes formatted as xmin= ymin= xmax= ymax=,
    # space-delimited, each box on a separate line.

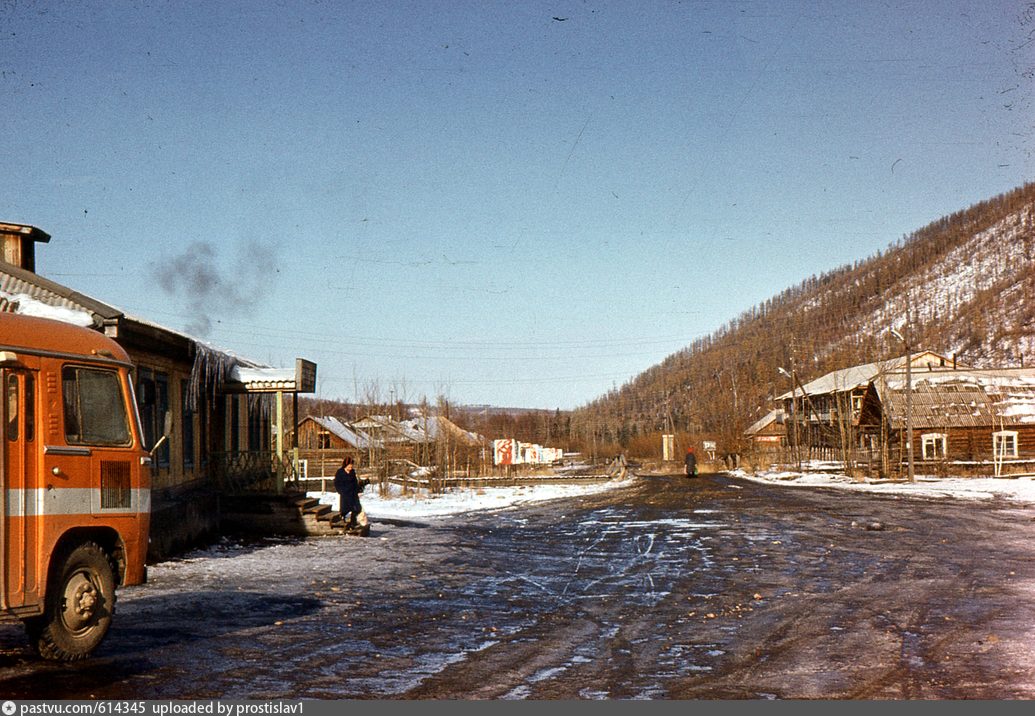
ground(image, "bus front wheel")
xmin=26 ymin=541 xmax=116 ymax=661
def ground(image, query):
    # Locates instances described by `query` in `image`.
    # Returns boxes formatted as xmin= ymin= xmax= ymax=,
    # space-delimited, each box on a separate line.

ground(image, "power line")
xmin=127 ymin=307 xmax=699 ymax=352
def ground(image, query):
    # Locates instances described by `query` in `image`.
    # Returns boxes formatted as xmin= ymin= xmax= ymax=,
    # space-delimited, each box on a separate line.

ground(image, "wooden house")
xmin=350 ymin=414 xmax=422 ymax=464
xmin=296 ymin=415 xmax=376 ymax=476
xmin=779 ymin=351 xmax=958 ymax=452
xmin=743 ymin=409 xmax=786 ymax=450
xmin=869 ymin=367 xmax=1035 ymax=474
xmin=298 ymin=413 xmax=487 ymax=477
xmin=401 ymin=414 xmax=486 ymax=474
xmin=1 ymin=222 xmax=316 ymax=558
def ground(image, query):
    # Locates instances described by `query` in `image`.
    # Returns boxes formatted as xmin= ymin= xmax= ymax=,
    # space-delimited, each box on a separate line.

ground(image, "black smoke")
xmin=152 ymin=239 xmax=279 ymax=336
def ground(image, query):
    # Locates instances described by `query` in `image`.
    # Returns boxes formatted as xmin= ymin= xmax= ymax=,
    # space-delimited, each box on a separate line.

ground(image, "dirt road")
xmin=2 ymin=473 xmax=1034 ymax=699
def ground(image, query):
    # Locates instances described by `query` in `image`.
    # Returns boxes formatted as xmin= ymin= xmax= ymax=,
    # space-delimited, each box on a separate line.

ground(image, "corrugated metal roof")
xmin=1 ymin=259 xmax=119 ymax=323
xmin=312 ymin=416 xmax=376 ymax=449
xmin=777 ymin=351 xmax=955 ymax=400
xmin=877 ymin=368 xmax=1035 ymax=428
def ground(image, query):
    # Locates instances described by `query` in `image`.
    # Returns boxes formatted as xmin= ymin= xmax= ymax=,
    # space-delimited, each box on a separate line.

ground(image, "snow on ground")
xmin=736 ymin=462 xmax=1035 ymax=505
xmin=309 ymin=477 xmax=631 ymax=519
xmin=308 ymin=463 xmax=1035 ymax=521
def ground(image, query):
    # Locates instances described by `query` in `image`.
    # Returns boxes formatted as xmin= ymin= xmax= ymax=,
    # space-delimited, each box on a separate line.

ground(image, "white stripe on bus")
xmin=5 ymin=488 xmax=150 ymax=517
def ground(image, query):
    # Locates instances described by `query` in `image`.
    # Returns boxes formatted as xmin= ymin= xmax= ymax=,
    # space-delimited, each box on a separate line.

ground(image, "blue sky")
xmin=3 ymin=1 xmax=1032 ymax=409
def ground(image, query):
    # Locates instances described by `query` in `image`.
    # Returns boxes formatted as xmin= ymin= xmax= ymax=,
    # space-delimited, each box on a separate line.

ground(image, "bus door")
xmin=1 ymin=359 xmax=41 ymax=609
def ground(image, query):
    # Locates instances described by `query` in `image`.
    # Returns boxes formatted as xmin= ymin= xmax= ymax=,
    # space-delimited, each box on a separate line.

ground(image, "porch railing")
xmin=212 ymin=451 xmax=302 ymax=495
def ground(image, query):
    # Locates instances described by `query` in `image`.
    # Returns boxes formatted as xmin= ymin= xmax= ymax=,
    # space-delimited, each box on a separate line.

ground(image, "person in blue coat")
xmin=334 ymin=456 xmax=363 ymax=528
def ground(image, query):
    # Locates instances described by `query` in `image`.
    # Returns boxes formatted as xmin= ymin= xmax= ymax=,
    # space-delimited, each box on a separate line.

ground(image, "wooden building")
xmin=297 ymin=413 xmax=486 ymax=478
xmin=779 ymin=351 xmax=957 ymax=452
xmin=296 ymin=415 xmax=376 ymax=477
xmin=870 ymin=367 xmax=1035 ymax=475
xmin=743 ymin=409 xmax=786 ymax=450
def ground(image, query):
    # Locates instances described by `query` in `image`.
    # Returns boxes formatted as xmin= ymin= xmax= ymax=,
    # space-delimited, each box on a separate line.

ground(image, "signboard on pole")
xmin=295 ymin=358 xmax=317 ymax=394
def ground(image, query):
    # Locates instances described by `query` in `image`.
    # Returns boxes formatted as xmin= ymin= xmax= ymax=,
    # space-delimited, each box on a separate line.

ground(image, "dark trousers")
xmin=339 ymin=496 xmax=361 ymax=525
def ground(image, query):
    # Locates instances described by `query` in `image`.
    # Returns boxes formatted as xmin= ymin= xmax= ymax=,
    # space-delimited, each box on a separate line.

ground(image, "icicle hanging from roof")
xmin=247 ymin=392 xmax=274 ymax=420
xmin=186 ymin=342 xmax=240 ymax=413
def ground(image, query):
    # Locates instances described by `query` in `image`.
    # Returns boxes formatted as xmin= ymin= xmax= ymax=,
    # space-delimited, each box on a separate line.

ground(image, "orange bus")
xmin=1 ymin=312 xmax=150 ymax=660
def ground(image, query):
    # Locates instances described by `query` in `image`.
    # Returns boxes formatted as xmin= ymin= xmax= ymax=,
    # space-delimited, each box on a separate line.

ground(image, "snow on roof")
xmin=877 ymin=367 xmax=1035 ymax=427
xmin=1 ymin=260 xmax=265 ymax=373
xmin=389 ymin=418 xmax=428 ymax=443
xmin=351 ymin=415 xmax=425 ymax=443
xmin=777 ymin=351 xmax=954 ymax=400
xmin=311 ymin=416 xmax=376 ymax=449
xmin=0 ymin=289 xmax=94 ymax=327
xmin=399 ymin=415 xmax=484 ymax=446
xmin=1 ymin=259 xmax=122 ymax=321
xmin=230 ymin=365 xmax=296 ymax=391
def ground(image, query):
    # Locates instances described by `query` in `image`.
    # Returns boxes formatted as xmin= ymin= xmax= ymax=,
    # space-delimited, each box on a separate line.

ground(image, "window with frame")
xmin=993 ymin=430 xmax=1018 ymax=459
xmin=921 ymin=433 xmax=947 ymax=460
xmin=136 ymin=367 xmax=169 ymax=469
xmin=63 ymin=366 xmax=131 ymax=446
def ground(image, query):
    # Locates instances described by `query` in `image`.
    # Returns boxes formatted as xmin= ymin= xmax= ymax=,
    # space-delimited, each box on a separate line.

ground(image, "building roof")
xmin=309 ymin=416 xmax=376 ymax=449
xmin=744 ymin=409 xmax=785 ymax=437
xmin=401 ymin=415 xmax=485 ymax=446
xmin=319 ymin=414 xmax=484 ymax=448
xmin=351 ymin=415 xmax=414 ymax=442
xmin=777 ymin=351 xmax=956 ymax=400
xmin=1 ymin=258 xmax=120 ymax=326
xmin=876 ymin=368 xmax=1035 ymax=429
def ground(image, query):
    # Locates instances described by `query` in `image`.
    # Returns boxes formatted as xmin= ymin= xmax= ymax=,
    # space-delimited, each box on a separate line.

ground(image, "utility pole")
xmin=889 ymin=326 xmax=915 ymax=483
xmin=778 ymin=366 xmax=800 ymax=472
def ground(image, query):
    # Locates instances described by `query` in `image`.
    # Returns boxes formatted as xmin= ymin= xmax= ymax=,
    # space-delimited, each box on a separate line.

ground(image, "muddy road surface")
xmin=3 ymin=473 xmax=1035 ymax=699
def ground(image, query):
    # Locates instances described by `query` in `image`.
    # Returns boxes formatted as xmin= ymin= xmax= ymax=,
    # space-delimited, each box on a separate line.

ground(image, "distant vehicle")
xmin=1 ymin=313 xmax=151 ymax=660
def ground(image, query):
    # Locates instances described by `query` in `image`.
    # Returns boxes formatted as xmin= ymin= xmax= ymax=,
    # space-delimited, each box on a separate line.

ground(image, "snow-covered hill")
xmin=574 ymin=183 xmax=1035 ymax=445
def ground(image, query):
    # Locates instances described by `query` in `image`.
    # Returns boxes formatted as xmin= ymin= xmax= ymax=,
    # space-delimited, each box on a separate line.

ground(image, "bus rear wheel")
xmin=26 ymin=541 xmax=116 ymax=661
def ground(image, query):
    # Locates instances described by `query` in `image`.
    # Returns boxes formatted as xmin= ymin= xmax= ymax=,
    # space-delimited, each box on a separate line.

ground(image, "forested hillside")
xmin=570 ymin=182 xmax=1035 ymax=458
